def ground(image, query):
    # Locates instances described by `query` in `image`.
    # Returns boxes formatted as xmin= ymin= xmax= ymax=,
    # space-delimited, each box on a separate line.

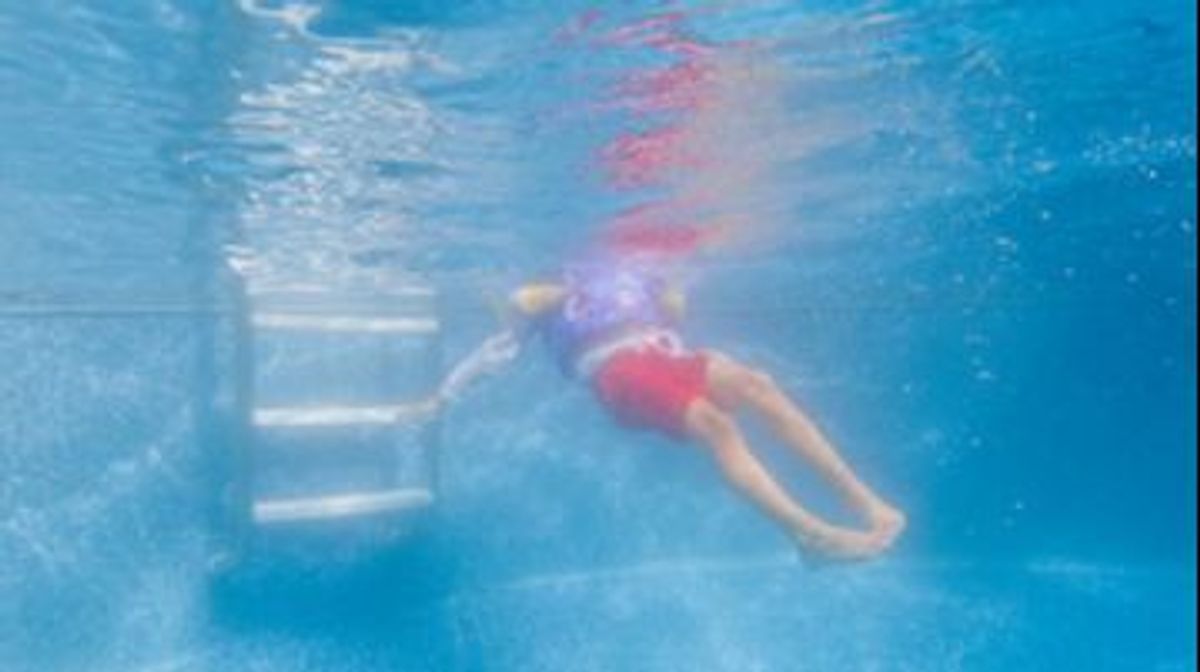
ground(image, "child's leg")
xmin=683 ymin=398 xmax=882 ymax=559
xmin=704 ymin=352 xmax=905 ymax=544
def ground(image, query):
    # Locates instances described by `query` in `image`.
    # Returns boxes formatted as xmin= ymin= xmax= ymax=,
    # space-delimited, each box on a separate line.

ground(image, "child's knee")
xmin=685 ymin=400 xmax=738 ymax=443
xmin=740 ymin=368 xmax=780 ymax=400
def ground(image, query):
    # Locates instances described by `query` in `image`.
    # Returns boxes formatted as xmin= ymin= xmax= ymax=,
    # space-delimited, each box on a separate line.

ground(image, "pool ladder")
xmin=232 ymin=286 xmax=442 ymax=539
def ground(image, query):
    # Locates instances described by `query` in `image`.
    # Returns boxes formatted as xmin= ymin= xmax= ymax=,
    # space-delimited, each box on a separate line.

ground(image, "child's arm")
xmin=435 ymin=283 xmax=565 ymax=405
xmin=436 ymin=329 xmax=521 ymax=403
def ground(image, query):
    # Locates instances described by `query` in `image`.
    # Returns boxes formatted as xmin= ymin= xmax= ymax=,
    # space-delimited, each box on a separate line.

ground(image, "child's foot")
xmin=866 ymin=504 xmax=907 ymax=551
xmin=794 ymin=525 xmax=885 ymax=561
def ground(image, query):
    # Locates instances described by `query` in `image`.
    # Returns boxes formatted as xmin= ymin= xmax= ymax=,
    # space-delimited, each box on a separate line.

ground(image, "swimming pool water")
xmin=1 ymin=1 xmax=1195 ymax=670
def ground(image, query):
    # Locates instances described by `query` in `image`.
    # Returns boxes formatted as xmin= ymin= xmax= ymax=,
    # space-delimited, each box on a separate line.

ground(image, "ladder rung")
xmin=253 ymin=401 xmax=437 ymax=427
xmin=251 ymin=314 xmax=439 ymax=334
xmin=253 ymin=489 xmax=434 ymax=524
xmin=247 ymin=285 xmax=436 ymax=299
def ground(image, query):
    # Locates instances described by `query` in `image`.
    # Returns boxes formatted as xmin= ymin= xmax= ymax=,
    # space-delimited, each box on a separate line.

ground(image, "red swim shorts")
xmin=593 ymin=346 xmax=709 ymax=437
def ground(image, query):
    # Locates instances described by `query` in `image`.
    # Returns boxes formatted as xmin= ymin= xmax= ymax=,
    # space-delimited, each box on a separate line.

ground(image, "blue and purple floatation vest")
xmin=541 ymin=263 xmax=675 ymax=373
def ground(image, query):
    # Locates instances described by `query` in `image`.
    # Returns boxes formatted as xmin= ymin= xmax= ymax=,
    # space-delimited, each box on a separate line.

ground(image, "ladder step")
xmin=246 ymin=285 xmax=436 ymax=299
xmin=251 ymin=314 xmax=439 ymax=334
xmin=254 ymin=401 xmax=437 ymax=427
xmin=253 ymin=489 xmax=434 ymax=524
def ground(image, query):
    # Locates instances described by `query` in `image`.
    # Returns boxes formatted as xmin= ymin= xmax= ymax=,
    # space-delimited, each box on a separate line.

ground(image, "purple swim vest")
xmin=540 ymin=265 xmax=674 ymax=371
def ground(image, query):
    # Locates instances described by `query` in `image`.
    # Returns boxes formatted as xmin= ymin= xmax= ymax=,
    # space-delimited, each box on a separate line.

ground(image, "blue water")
xmin=1 ymin=1 xmax=1195 ymax=670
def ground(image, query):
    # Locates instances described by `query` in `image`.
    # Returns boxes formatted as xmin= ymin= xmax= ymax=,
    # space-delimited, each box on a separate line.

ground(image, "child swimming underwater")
xmin=439 ymin=255 xmax=906 ymax=560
